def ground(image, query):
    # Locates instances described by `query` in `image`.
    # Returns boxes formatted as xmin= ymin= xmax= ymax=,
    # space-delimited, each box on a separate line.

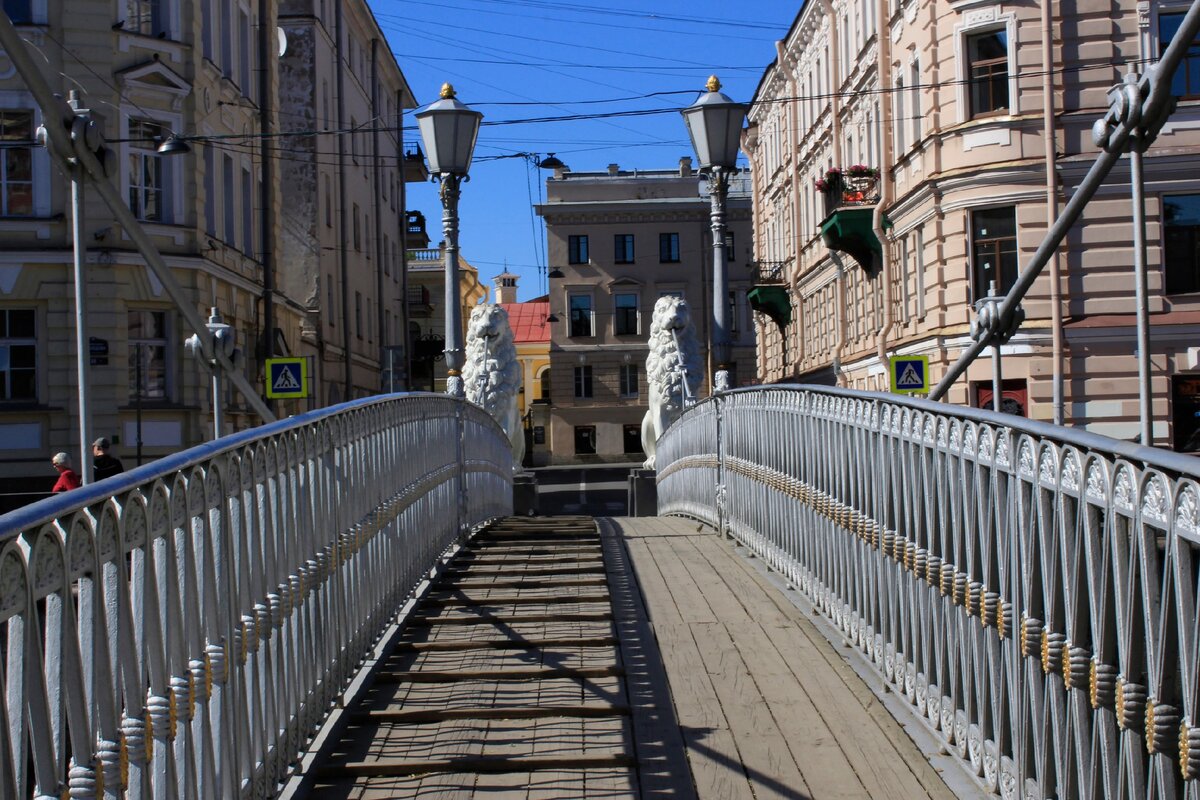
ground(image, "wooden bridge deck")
xmin=290 ymin=516 xmax=962 ymax=799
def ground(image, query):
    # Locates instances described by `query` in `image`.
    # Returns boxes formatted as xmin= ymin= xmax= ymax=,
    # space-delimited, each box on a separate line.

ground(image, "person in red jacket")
xmin=51 ymin=452 xmax=81 ymax=493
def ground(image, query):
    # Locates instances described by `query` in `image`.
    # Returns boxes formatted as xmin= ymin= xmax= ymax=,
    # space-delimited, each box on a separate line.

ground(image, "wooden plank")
xmin=390 ymin=636 xmax=618 ymax=652
xmin=406 ymin=612 xmax=614 ymax=626
xmin=374 ymin=665 xmax=625 ymax=683
xmin=320 ymin=754 xmax=637 ymax=777
xmin=421 ymin=593 xmax=611 ymax=607
xmin=351 ymin=704 xmax=631 ymax=723
xmin=640 ymin=534 xmax=718 ymax=625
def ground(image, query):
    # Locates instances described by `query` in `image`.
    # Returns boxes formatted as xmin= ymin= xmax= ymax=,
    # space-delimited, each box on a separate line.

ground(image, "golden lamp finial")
xmin=706 ymin=75 xmax=722 ymax=92
xmin=440 ymin=83 xmax=456 ymax=99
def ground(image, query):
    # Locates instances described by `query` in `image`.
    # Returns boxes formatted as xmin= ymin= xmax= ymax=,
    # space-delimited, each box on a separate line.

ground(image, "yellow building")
xmin=493 ymin=272 xmax=551 ymax=467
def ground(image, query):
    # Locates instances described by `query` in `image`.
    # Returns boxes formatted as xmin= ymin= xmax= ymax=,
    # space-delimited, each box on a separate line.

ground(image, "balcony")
xmin=747 ymin=260 xmax=792 ymax=330
xmin=403 ymin=141 xmax=429 ymax=183
xmin=816 ymin=169 xmax=887 ymax=273
xmin=407 ymin=285 xmax=433 ymax=317
xmin=407 ymin=248 xmax=443 ymax=272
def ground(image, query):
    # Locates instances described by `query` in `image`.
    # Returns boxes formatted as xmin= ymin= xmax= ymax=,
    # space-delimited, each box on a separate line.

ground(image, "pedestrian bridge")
xmin=2 ymin=387 xmax=1197 ymax=799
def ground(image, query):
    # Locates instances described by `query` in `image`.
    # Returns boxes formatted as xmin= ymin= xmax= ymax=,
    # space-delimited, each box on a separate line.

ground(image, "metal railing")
xmin=656 ymin=385 xmax=1200 ymax=799
xmin=0 ymin=393 xmax=513 ymax=800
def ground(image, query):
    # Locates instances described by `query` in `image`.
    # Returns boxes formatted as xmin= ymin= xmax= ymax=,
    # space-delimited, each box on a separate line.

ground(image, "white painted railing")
xmin=0 ymin=394 xmax=512 ymax=800
xmin=657 ymin=385 xmax=1200 ymax=799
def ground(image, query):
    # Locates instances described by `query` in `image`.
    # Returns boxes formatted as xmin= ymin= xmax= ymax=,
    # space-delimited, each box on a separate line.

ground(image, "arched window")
xmin=539 ymin=368 xmax=551 ymax=402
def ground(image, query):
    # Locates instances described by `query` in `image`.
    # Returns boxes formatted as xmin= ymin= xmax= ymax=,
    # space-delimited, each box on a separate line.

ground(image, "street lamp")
xmin=682 ymin=75 xmax=747 ymax=393
xmin=417 ymin=83 xmax=482 ymax=398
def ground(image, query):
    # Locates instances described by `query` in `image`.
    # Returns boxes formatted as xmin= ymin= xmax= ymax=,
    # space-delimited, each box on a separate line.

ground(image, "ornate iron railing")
xmin=0 ymin=394 xmax=512 ymax=800
xmin=656 ymin=385 xmax=1200 ymax=799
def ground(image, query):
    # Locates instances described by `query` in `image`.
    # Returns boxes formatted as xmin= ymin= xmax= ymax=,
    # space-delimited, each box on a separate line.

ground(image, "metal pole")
xmin=989 ymin=281 xmax=1003 ymax=413
xmin=70 ymin=161 xmax=92 ymax=484
xmin=1131 ymin=146 xmax=1154 ymax=445
xmin=212 ymin=371 xmax=223 ymax=440
xmin=135 ymin=344 xmax=143 ymax=466
xmin=709 ymin=167 xmax=731 ymax=392
xmin=441 ymin=174 xmax=465 ymax=398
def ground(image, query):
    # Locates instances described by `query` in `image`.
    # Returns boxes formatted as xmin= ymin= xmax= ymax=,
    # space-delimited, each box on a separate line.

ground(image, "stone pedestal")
xmin=627 ymin=468 xmax=657 ymax=517
xmin=512 ymin=473 xmax=539 ymax=516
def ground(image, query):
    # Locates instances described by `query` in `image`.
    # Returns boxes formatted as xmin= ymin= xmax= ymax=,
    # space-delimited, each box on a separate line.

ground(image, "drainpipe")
xmin=371 ymin=40 xmax=385 ymax=382
xmin=824 ymin=0 xmax=848 ymax=374
xmin=398 ymin=90 xmax=411 ymax=390
xmin=874 ymin=0 xmax=896 ymax=372
xmin=1042 ymin=0 xmax=1065 ymax=425
xmin=335 ymin=0 xmax=351 ymax=399
xmin=258 ymin=0 xmax=276 ymax=411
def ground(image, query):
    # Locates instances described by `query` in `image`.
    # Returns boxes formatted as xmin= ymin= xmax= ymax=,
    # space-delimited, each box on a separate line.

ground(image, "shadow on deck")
xmin=283 ymin=516 xmax=970 ymax=799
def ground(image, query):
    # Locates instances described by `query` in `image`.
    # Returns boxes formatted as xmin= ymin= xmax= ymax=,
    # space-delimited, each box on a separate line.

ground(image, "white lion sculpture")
xmin=641 ymin=295 xmax=703 ymax=470
xmin=464 ymin=304 xmax=525 ymax=470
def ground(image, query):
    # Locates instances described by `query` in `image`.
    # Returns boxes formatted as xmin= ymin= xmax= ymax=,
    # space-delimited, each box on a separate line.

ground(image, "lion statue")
xmin=464 ymin=304 xmax=525 ymax=470
xmin=641 ymin=295 xmax=703 ymax=470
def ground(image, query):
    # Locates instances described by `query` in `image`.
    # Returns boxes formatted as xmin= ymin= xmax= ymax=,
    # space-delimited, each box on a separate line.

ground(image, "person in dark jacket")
xmin=92 ymin=437 xmax=124 ymax=482
xmin=51 ymin=452 xmax=81 ymax=493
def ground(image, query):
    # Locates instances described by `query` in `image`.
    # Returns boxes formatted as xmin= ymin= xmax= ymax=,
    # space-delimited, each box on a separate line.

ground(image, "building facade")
xmin=537 ymin=159 xmax=756 ymax=464
xmin=744 ymin=0 xmax=1200 ymax=449
xmin=0 ymin=0 xmax=419 ymax=506
xmin=405 ymin=241 xmax=488 ymax=393
xmin=278 ymin=0 xmax=422 ymax=404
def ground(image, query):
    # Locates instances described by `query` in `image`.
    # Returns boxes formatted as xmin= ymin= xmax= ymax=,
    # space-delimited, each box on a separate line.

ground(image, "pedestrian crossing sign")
xmin=889 ymin=355 xmax=929 ymax=394
xmin=266 ymin=358 xmax=308 ymax=399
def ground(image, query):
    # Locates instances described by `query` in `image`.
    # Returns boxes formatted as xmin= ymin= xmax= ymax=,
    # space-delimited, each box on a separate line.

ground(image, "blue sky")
xmin=373 ymin=0 xmax=798 ymax=301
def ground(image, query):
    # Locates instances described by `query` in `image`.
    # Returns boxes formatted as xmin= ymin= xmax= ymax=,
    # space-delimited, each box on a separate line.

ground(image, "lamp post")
xmin=682 ymin=75 xmax=747 ymax=393
xmin=416 ymin=83 xmax=482 ymax=398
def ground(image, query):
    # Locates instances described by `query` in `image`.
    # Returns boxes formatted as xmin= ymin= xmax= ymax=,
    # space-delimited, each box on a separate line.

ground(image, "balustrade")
xmin=657 ymin=385 xmax=1200 ymax=799
xmin=0 ymin=394 xmax=512 ymax=799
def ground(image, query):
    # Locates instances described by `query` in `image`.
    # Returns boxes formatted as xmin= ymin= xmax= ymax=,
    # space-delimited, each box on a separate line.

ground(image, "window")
xmin=725 ymin=231 xmax=736 ymax=261
xmin=0 ymin=309 xmax=35 ymax=401
xmin=614 ymin=293 xmax=638 ymax=335
xmin=569 ymin=294 xmax=593 ymax=337
xmin=241 ymin=167 xmax=253 ymax=255
xmin=238 ymin=9 xmax=251 ymax=91
xmin=568 ymin=234 xmax=589 ymax=264
xmin=126 ymin=0 xmax=166 ymax=37
xmin=220 ymin=0 xmax=232 ymax=74
xmin=352 ymin=203 xmax=361 ymax=250
xmin=893 ymin=74 xmax=907 ymax=154
xmin=3 ymin=0 xmax=32 ymax=24
xmin=1164 ymin=194 xmax=1200 ymax=294
xmin=619 ymin=364 xmax=638 ymax=398
xmin=539 ymin=369 xmax=550 ymax=401
xmin=350 ymin=117 xmax=359 ymax=163
xmin=910 ymin=59 xmax=922 ymax=144
xmin=355 ymin=291 xmax=363 ymax=338
xmin=222 ymin=154 xmax=235 ymax=242
xmin=129 ymin=310 xmax=168 ymax=400
xmin=728 ymin=290 xmax=739 ymax=334
xmin=614 ymin=234 xmax=634 ymax=264
xmin=574 ymin=365 xmax=593 ymax=398
xmin=0 ymin=110 xmax=33 ymax=217
xmin=324 ymin=174 xmax=332 ymax=228
xmin=966 ymin=30 xmax=1009 ymax=117
xmin=623 ymin=424 xmax=643 ymax=455
xmin=129 ymin=119 xmax=166 ymax=222
xmin=203 ymin=147 xmax=216 ymax=235
xmin=574 ymin=425 xmax=596 ymax=455
xmin=200 ymin=0 xmax=212 ymax=57
xmin=1161 ymin=12 xmax=1200 ymax=98
xmin=659 ymin=232 xmax=680 ymax=263
xmin=327 ymin=274 xmax=336 ymax=326
xmin=971 ymin=207 xmax=1018 ymax=299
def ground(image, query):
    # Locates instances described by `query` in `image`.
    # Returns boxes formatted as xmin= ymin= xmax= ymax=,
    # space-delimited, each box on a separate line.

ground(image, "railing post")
xmin=715 ymin=393 xmax=729 ymax=540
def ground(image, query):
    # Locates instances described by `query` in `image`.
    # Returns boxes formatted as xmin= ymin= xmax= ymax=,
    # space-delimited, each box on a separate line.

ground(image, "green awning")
xmin=748 ymin=285 xmax=792 ymax=329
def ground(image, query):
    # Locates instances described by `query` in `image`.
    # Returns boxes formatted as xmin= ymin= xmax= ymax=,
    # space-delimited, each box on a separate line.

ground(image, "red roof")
xmin=500 ymin=301 xmax=550 ymax=344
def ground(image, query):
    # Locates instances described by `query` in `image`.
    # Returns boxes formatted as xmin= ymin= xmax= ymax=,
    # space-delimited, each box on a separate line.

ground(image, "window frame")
xmin=128 ymin=308 xmax=171 ymax=402
xmin=1163 ymin=192 xmax=1200 ymax=295
xmin=619 ymin=363 xmax=639 ymax=398
xmin=568 ymin=234 xmax=589 ymax=264
xmin=0 ymin=308 xmax=37 ymax=403
xmin=568 ymin=293 xmax=594 ymax=338
xmin=964 ymin=28 xmax=1011 ymax=119
xmin=128 ymin=118 xmax=168 ymax=223
xmin=613 ymin=292 xmax=639 ymax=336
xmin=573 ymin=365 xmax=593 ymax=399
xmin=659 ymin=232 xmax=680 ymax=263
xmin=614 ymin=234 xmax=635 ymax=264
xmin=0 ymin=108 xmax=34 ymax=217
xmin=1158 ymin=9 xmax=1200 ymax=99
xmin=969 ymin=205 xmax=1018 ymax=301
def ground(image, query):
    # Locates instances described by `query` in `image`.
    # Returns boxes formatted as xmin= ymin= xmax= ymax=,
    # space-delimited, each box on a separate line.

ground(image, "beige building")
xmin=536 ymin=159 xmax=756 ymax=464
xmin=745 ymin=0 xmax=1200 ymax=450
xmin=278 ymin=0 xmax=421 ymax=403
xmin=0 ymin=0 xmax=420 ymax=506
